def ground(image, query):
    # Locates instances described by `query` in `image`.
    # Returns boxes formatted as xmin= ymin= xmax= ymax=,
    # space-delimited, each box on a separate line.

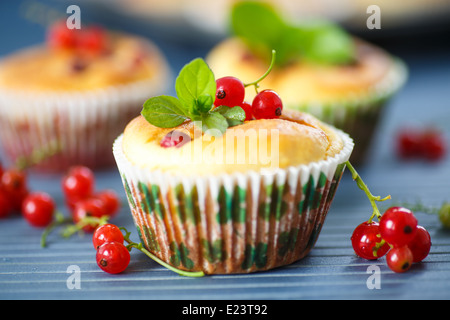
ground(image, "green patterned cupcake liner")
xmin=113 ymin=130 xmax=354 ymax=274
xmin=287 ymin=58 xmax=407 ymax=164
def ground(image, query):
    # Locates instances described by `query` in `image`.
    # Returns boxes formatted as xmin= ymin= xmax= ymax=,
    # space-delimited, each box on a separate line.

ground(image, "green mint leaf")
xmin=201 ymin=112 xmax=229 ymax=136
xmin=197 ymin=94 xmax=214 ymax=113
xmin=231 ymin=1 xmax=285 ymax=59
xmin=301 ymin=22 xmax=355 ymax=64
xmin=230 ymin=2 xmax=355 ymax=66
xmin=141 ymin=95 xmax=188 ymax=128
xmin=212 ymin=105 xmax=245 ymax=127
xmin=175 ymin=58 xmax=216 ymax=116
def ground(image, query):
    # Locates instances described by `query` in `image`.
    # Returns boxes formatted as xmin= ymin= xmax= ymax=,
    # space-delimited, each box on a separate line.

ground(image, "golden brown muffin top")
xmin=206 ymin=37 xmax=394 ymax=104
xmin=121 ymin=108 xmax=344 ymax=176
xmin=0 ymin=32 xmax=166 ymax=91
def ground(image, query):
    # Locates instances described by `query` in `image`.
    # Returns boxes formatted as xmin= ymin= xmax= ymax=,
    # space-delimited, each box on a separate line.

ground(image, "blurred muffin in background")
xmin=0 ymin=21 xmax=170 ymax=171
xmin=206 ymin=1 xmax=407 ymax=164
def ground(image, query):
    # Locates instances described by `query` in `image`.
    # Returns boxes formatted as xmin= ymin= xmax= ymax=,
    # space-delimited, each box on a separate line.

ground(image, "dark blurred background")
xmin=1 ymin=0 xmax=450 ymax=70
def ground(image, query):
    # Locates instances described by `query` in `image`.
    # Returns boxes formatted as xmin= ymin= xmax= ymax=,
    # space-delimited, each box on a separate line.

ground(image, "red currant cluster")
xmin=91 ymin=222 xmax=205 ymax=277
xmin=47 ymin=21 xmax=108 ymax=56
xmin=397 ymin=127 xmax=446 ymax=161
xmin=62 ymin=166 xmax=120 ymax=232
xmin=352 ymin=206 xmax=431 ymax=273
xmin=0 ymin=163 xmax=56 ymax=227
xmin=93 ymin=223 xmax=130 ymax=274
xmin=214 ymin=76 xmax=283 ymax=121
xmin=0 ymin=162 xmax=120 ymax=235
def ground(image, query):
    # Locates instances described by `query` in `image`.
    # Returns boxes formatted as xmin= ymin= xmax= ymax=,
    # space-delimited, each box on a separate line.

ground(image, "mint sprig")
xmin=230 ymin=1 xmax=355 ymax=66
xmin=142 ymin=58 xmax=245 ymax=136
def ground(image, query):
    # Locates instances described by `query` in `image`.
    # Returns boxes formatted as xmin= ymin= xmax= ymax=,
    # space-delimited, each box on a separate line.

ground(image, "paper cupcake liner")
xmin=0 ymin=71 xmax=169 ymax=171
xmin=287 ymin=58 xmax=407 ymax=164
xmin=113 ymin=129 xmax=354 ymax=274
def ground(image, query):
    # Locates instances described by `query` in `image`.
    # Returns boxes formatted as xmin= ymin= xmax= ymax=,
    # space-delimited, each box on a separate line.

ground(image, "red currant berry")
xmin=77 ymin=26 xmax=108 ymax=56
xmin=72 ymin=198 xmax=105 ymax=232
xmin=238 ymin=101 xmax=253 ymax=121
xmin=1 ymin=169 xmax=29 ymax=210
xmin=96 ymin=242 xmax=130 ymax=274
xmin=22 ymin=192 xmax=55 ymax=227
xmin=407 ymin=226 xmax=431 ymax=263
xmin=93 ymin=224 xmax=124 ymax=250
xmin=214 ymin=76 xmax=245 ymax=108
xmin=386 ymin=246 xmax=414 ymax=273
xmin=47 ymin=20 xmax=78 ymax=50
xmin=351 ymin=221 xmax=390 ymax=260
xmin=379 ymin=207 xmax=418 ymax=247
xmin=421 ymin=130 xmax=446 ymax=161
xmin=62 ymin=166 xmax=95 ymax=206
xmin=160 ymin=130 xmax=190 ymax=148
xmin=251 ymin=89 xmax=283 ymax=120
xmin=396 ymin=129 xmax=423 ymax=159
xmin=95 ymin=190 xmax=120 ymax=218
xmin=1 ymin=168 xmax=27 ymax=194
xmin=0 ymin=190 xmax=13 ymax=219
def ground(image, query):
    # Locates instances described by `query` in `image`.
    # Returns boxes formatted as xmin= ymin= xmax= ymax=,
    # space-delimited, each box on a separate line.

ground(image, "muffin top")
xmin=206 ymin=37 xmax=394 ymax=105
xmin=121 ymin=109 xmax=344 ymax=176
xmin=0 ymin=23 xmax=167 ymax=91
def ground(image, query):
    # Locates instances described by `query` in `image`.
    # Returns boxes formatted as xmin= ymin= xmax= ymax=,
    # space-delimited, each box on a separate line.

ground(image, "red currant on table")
xmin=386 ymin=246 xmax=414 ymax=273
xmin=351 ymin=221 xmax=390 ymax=260
xmin=93 ymin=223 xmax=124 ymax=250
xmin=96 ymin=242 xmax=130 ymax=274
xmin=251 ymin=89 xmax=283 ymax=120
xmin=407 ymin=226 xmax=431 ymax=263
xmin=72 ymin=198 xmax=106 ymax=232
xmin=421 ymin=130 xmax=446 ymax=161
xmin=95 ymin=190 xmax=121 ymax=218
xmin=379 ymin=207 xmax=418 ymax=247
xmin=396 ymin=129 xmax=423 ymax=159
xmin=0 ymin=189 xmax=13 ymax=219
xmin=396 ymin=127 xmax=446 ymax=161
xmin=1 ymin=168 xmax=29 ymax=210
xmin=62 ymin=166 xmax=95 ymax=208
xmin=214 ymin=76 xmax=245 ymax=108
xmin=22 ymin=192 xmax=55 ymax=227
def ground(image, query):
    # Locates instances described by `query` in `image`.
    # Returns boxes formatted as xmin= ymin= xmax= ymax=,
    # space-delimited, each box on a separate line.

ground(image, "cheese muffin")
xmin=0 ymin=22 xmax=170 ymax=171
xmin=113 ymin=108 xmax=354 ymax=274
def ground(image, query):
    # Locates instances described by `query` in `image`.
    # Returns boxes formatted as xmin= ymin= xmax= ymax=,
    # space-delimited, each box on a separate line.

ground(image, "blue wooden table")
xmin=1 ymin=1 xmax=450 ymax=301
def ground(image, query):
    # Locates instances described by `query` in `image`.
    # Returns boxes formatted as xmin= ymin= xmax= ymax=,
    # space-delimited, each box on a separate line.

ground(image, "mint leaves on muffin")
xmin=141 ymin=58 xmax=246 ymax=136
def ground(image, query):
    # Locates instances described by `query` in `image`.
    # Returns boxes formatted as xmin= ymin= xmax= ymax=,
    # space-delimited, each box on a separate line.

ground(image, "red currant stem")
xmin=15 ymin=139 xmax=62 ymax=170
xmin=382 ymin=199 xmax=441 ymax=215
xmin=346 ymin=161 xmax=391 ymax=222
xmin=243 ymin=49 xmax=276 ymax=94
xmin=40 ymin=211 xmax=71 ymax=248
xmin=61 ymin=215 xmax=110 ymax=238
xmin=373 ymin=237 xmax=391 ymax=258
xmin=119 ymin=227 xmax=205 ymax=278
xmin=40 ymin=214 xmax=109 ymax=248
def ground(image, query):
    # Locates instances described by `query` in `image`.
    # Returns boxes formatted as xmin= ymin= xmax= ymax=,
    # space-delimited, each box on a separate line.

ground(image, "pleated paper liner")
xmin=113 ymin=129 xmax=354 ymax=274
xmin=287 ymin=58 xmax=407 ymax=165
xmin=0 ymin=60 xmax=170 ymax=172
